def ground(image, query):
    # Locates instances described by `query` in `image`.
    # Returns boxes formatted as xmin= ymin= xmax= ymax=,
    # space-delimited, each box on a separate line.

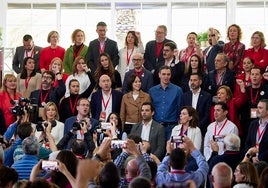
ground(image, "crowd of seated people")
xmin=1 ymin=21 xmax=268 ymax=187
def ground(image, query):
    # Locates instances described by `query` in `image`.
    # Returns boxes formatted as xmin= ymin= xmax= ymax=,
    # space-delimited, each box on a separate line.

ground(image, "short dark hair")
xmin=158 ymin=65 xmax=171 ymax=74
xmin=70 ymin=139 xmax=86 ymax=157
xmin=142 ymin=102 xmax=155 ymax=112
xmin=164 ymin=41 xmax=177 ymax=51
xmin=97 ymin=21 xmax=107 ymax=27
xmin=259 ymin=99 xmax=268 ymax=111
xmin=99 ymin=162 xmax=120 ymax=188
xmin=215 ymin=101 xmax=229 ymax=112
xmin=0 ymin=166 xmax=18 ymax=187
xmin=42 ymin=70 xmax=55 ymax=81
xmin=23 ymin=34 xmax=33 ymax=41
xmin=17 ymin=122 xmax=33 ymax=140
xmin=190 ymin=72 xmax=203 ymax=80
xmin=129 ymin=176 xmax=151 ymax=188
xmin=170 ymin=148 xmax=187 ymax=169
xmin=126 ymin=74 xmax=142 ymax=92
xmin=127 ymin=134 xmax=142 ymax=144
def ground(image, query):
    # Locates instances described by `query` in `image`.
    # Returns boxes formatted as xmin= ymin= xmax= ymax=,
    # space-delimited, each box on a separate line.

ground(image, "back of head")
xmin=259 ymin=167 xmax=268 ymax=188
xmin=129 ymin=176 xmax=151 ymax=188
xmin=17 ymin=122 xmax=33 ymax=140
xmin=0 ymin=165 xmax=19 ymax=187
xmin=26 ymin=178 xmax=57 ymax=188
xmin=70 ymin=139 xmax=86 ymax=158
xmin=170 ymin=148 xmax=186 ymax=169
xmin=126 ymin=158 xmax=139 ymax=178
xmin=223 ymin=133 xmax=240 ymax=151
xmin=99 ymin=161 xmax=120 ymax=188
xmin=211 ymin=162 xmax=232 ymax=188
xmin=22 ymin=136 xmax=39 ymax=155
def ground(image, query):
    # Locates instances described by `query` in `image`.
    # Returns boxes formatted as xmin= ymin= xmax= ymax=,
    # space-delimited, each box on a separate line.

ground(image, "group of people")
xmin=0 ymin=21 xmax=268 ymax=188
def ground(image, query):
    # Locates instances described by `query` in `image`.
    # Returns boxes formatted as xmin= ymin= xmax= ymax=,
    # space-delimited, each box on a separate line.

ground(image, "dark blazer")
xmin=12 ymin=45 xmax=42 ymax=73
xmin=122 ymin=68 xmax=153 ymax=94
xmin=182 ymin=90 xmax=212 ymax=136
xmin=245 ymin=119 xmax=268 ymax=163
xmin=203 ymin=43 xmax=223 ymax=73
xmin=29 ymin=79 xmax=66 ymax=123
xmin=130 ymin=120 xmax=166 ymax=160
xmin=86 ymin=38 xmax=119 ymax=73
xmin=203 ymin=68 xmax=235 ymax=96
xmin=90 ymin=89 xmax=123 ymax=120
xmin=144 ymin=38 xmax=173 ymax=72
xmin=153 ymin=58 xmax=185 ymax=87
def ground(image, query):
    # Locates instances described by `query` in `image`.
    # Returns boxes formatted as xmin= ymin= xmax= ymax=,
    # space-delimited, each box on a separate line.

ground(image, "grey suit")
xmin=12 ymin=45 xmax=42 ymax=73
xmin=130 ymin=120 xmax=166 ymax=160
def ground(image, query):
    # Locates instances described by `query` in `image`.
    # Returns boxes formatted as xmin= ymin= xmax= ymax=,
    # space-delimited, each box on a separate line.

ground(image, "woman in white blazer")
xmin=170 ymin=106 xmax=202 ymax=150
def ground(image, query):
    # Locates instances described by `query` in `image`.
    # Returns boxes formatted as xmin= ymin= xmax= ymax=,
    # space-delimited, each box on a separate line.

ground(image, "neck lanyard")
xmin=73 ymin=44 xmax=84 ymax=59
xmin=250 ymin=88 xmax=260 ymax=105
xmin=24 ymin=77 xmax=31 ymax=89
xmin=171 ymin=169 xmax=186 ymax=174
xmin=183 ymin=47 xmax=194 ymax=63
xmin=40 ymin=89 xmax=50 ymax=104
xmin=69 ymin=95 xmax=79 ymax=115
xmin=126 ymin=48 xmax=134 ymax=66
xmin=256 ymin=123 xmax=267 ymax=144
xmin=102 ymin=92 xmax=112 ymax=111
xmin=214 ymin=119 xmax=228 ymax=135
xmin=99 ymin=41 xmax=106 ymax=53
xmin=134 ymin=68 xmax=143 ymax=77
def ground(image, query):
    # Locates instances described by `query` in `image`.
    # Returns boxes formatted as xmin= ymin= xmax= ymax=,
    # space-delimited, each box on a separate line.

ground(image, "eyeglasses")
xmin=42 ymin=76 xmax=52 ymax=80
xmin=155 ymin=31 xmax=165 ymax=34
xmin=132 ymin=59 xmax=143 ymax=62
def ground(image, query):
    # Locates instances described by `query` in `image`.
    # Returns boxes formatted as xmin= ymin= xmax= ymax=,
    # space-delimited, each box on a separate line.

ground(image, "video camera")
xmin=36 ymin=120 xmax=57 ymax=132
xmin=72 ymin=120 xmax=87 ymax=131
xmin=10 ymin=97 xmax=36 ymax=116
xmin=95 ymin=122 xmax=112 ymax=133
xmin=171 ymin=135 xmax=184 ymax=148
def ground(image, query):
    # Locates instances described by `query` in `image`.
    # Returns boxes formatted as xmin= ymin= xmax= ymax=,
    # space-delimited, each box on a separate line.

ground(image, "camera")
xmin=36 ymin=120 xmax=57 ymax=132
xmin=213 ymin=135 xmax=225 ymax=142
xmin=10 ymin=97 xmax=36 ymax=116
xmin=111 ymin=140 xmax=126 ymax=149
xmin=171 ymin=136 xmax=184 ymax=148
xmin=72 ymin=120 xmax=87 ymax=131
xmin=41 ymin=160 xmax=58 ymax=171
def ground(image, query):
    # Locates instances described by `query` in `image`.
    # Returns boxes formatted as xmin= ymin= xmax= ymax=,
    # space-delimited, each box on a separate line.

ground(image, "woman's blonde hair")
xmin=44 ymin=102 xmax=59 ymax=121
xmin=1 ymin=74 xmax=17 ymax=92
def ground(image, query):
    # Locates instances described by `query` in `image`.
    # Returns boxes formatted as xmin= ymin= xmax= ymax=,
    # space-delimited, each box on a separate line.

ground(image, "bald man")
xmin=91 ymin=74 xmax=123 ymax=121
xmin=211 ymin=162 xmax=232 ymax=188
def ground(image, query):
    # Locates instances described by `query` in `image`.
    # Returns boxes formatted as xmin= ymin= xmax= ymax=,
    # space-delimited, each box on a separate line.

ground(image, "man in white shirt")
xmin=130 ymin=102 xmax=166 ymax=160
xmin=204 ymin=102 xmax=238 ymax=161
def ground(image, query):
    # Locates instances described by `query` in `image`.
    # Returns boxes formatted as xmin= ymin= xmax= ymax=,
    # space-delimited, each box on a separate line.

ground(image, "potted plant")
xmin=197 ymin=31 xmax=208 ymax=47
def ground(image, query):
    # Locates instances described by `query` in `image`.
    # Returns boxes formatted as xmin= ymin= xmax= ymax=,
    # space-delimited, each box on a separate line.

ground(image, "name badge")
xmin=250 ymin=108 xmax=257 ymax=119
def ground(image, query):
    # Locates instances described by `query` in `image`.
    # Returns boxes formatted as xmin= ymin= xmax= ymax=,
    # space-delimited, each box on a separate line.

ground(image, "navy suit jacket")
xmin=122 ymin=68 xmax=153 ymax=94
xmin=90 ymin=89 xmax=123 ymax=120
xmin=12 ymin=45 xmax=42 ymax=73
xmin=182 ymin=90 xmax=212 ymax=136
xmin=203 ymin=69 xmax=235 ymax=96
xmin=86 ymin=38 xmax=119 ymax=73
xmin=203 ymin=43 xmax=223 ymax=73
xmin=130 ymin=120 xmax=166 ymax=160
xmin=245 ymin=119 xmax=268 ymax=163
xmin=144 ymin=38 xmax=174 ymax=72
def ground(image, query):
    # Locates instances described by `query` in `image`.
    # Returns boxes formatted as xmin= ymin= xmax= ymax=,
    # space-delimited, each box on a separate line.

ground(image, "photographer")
xmin=35 ymin=102 xmax=64 ymax=145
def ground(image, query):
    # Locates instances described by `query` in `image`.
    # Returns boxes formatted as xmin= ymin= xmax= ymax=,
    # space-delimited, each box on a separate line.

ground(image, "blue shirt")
xmin=149 ymin=83 xmax=182 ymax=123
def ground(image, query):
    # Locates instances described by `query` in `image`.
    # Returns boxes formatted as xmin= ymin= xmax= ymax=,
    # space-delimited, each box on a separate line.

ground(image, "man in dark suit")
xmin=182 ymin=73 xmax=212 ymax=136
xmin=203 ymin=53 xmax=235 ymax=97
xmin=12 ymin=34 xmax=42 ymax=73
xmin=144 ymin=25 xmax=174 ymax=74
xmin=130 ymin=102 xmax=166 ymax=160
xmin=86 ymin=21 xmax=119 ymax=73
xmin=30 ymin=70 xmax=66 ymax=123
xmin=153 ymin=41 xmax=185 ymax=87
xmin=91 ymin=74 xmax=123 ymax=121
xmin=122 ymin=52 xmax=153 ymax=94
xmin=244 ymin=99 xmax=268 ymax=163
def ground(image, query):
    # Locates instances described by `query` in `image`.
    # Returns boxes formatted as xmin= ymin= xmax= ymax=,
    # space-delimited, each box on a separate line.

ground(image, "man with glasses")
xmin=122 ymin=53 xmax=153 ymax=93
xmin=30 ymin=70 xmax=65 ymax=123
xmin=86 ymin=21 xmax=119 ymax=73
xmin=153 ymin=41 xmax=185 ymax=86
xmin=144 ymin=25 xmax=174 ymax=74
xmin=12 ymin=34 xmax=42 ymax=74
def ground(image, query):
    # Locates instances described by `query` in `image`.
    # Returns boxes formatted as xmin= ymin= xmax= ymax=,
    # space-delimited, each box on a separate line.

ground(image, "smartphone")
xmin=41 ymin=160 xmax=58 ymax=171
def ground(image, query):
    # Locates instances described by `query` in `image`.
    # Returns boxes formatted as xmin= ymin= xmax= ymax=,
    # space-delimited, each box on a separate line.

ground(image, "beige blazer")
xmin=17 ymin=73 xmax=42 ymax=98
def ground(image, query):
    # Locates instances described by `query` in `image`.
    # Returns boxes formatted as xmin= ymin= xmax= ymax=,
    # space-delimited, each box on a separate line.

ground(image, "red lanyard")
xmin=26 ymin=49 xmax=34 ymax=57
xmin=102 ymin=92 xmax=112 ymax=110
xmin=73 ymin=44 xmax=84 ymax=59
xmin=250 ymin=88 xmax=260 ymax=105
xmin=257 ymin=124 xmax=267 ymax=144
xmin=216 ymin=72 xmax=225 ymax=86
xmin=69 ymin=96 xmax=79 ymax=115
xmin=24 ymin=77 xmax=31 ymax=89
xmin=40 ymin=90 xmax=50 ymax=103
xmin=126 ymin=48 xmax=134 ymax=66
xmin=99 ymin=42 xmax=106 ymax=53
xmin=214 ymin=119 xmax=228 ymax=135
xmin=183 ymin=47 xmax=194 ymax=63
